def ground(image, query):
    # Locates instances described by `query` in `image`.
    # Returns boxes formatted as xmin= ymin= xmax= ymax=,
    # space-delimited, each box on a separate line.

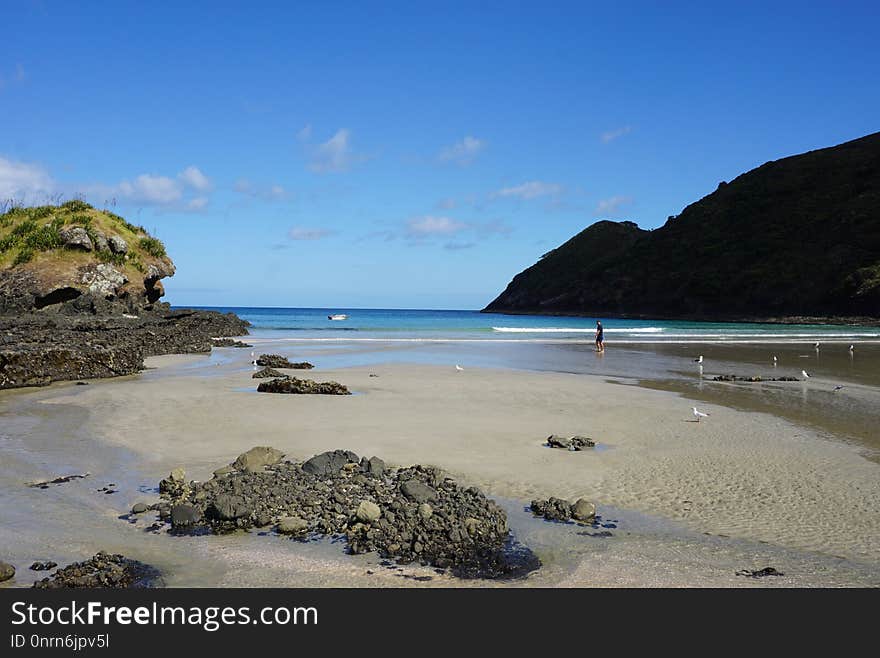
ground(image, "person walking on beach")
xmin=595 ymin=320 xmax=605 ymax=352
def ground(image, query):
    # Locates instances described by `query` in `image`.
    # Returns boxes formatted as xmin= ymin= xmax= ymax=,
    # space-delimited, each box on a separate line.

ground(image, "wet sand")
xmin=1 ymin=347 xmax=879 ymax=587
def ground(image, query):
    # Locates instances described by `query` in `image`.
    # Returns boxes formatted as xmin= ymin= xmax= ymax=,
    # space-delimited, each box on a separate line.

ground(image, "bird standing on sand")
xmin=772 ymin=355 xmax=778 ymax=366
xmin=692 ymin=407 xmax=709 ymax=422
xmin=802 ymin=369 xmax=810 ymax=379
xmin=455 ymin=364 xmax=464 ymax=371
xmin=814 ymin=342 xmax=820 ymax=350
xmin=849 ymin=344 xmax=854 ymax=352
xmin=694 ymin=355 xmax=703 ymax=364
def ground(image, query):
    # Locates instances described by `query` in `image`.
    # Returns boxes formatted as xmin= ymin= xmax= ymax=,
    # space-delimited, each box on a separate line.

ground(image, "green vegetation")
xmin=485 ymin=131 xmax=880 ymax=319
xmin=0 ymin=201 xmax=169 ymax=274
xmin=138 ymin=236 xmax=166 ymax=258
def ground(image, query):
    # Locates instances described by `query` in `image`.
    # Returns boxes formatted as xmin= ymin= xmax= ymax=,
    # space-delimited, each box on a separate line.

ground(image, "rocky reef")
xmin=156 ymin=448 xmax=538 ymax=578
xmin=256 ymin=377 xmax=350 ymax=395
xmin=0 ymin=202 xmax=250 ymax=389
xmin=31 ymin=551 xmax=161 ymax=588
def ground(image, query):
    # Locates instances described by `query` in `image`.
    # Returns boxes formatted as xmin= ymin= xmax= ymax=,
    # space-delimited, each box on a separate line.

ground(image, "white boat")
xmin=328 ymin=314 xmax=348 ymax=320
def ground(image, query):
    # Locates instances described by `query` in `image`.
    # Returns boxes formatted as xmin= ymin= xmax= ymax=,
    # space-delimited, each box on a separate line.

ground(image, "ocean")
xmin=188 ymin=307 xmax=880 ymax=344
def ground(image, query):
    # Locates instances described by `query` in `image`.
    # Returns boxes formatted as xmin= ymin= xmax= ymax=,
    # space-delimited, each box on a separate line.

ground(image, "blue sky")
xmin=2 ymin=1 xmax=878 ymax=308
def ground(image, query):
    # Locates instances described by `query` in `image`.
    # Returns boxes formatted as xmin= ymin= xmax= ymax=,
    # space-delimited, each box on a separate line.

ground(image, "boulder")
xmin=0 ymin=561 xmax=15 ymax=582
xmin=29 ymin=561 xmax=57 ymax=571
xmin=530 ymin=497 xmax=572 ymax=522
xmin=356 ymin=500 xmax=381 ymax=523
xmin=252 ymin=367 xmax=284 ymax=379
xmin=131 ymin=502 xmax=148 ymax=514
xmin=570 ymin=498 xmax=596 ymax=522
xmin=232 ymin=446 xmax=285 ymax=473
xmin=170 ymin=504 xmax=200 ymax=528
xmin=546 ymin=435 xmax=570 ymax=449
xmin=568 ymin=436 xmax=595 ymax=450
xmin=400 ymin=479 xmax=437 ymax=503
xmin=108 ymin=235 xmax=128 ymax=254
xmin=92 ymin=230 xmax=109 ymax=252
xmin=360 ymin=456 xmax=386 ymax=478
xmin=81 ymin=263 xmax=127 ymax=298
xmin=277 ymin=516 xmax=309 ymax=535
xmin=212 ymin=465 xmax=236 ymax=478
xmin=59 ymin=227 xmax=93 ymax=251
xmin=209 ymin=494 xmax=252 ymax=520
xmin=301 ymin=450 xmax=359 ymax=477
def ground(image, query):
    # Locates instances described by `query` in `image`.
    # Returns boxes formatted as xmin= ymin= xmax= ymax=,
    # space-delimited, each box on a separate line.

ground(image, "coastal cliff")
xmin=484 ymin=131 xmax=880 ymax=321
xmin=0 ymin=201 xmax=249 ymax=389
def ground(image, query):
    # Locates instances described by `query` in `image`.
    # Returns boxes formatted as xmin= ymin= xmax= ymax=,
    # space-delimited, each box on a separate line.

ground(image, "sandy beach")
xmin=2 ymin=346 xmax=878 ymax=587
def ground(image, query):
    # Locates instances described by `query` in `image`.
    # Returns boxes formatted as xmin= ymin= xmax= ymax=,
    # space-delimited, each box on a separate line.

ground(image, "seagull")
xmin=772 ymin=355 xmax=778 ymax=366
xmin=693 ymin=355 xmax=703 ymax=364
xmin=814 ymin=342 xmax=820 ymax=350
xmin=802 ymin=369 xmax=810 ymax=379
xmin=849 ymin=344 xmax=854 ymax=352
xmin=455 ymin=364 xmax=464 ymax=371
xmin=692 ymin=407 xmax=709 ymax=422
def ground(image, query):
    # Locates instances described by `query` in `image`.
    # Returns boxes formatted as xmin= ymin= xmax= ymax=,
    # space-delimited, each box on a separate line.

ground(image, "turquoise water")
xmin=189 ymin=307 xmax=880 ymax=344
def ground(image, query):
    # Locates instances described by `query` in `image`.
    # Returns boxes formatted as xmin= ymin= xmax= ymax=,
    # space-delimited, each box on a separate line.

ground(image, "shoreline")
xmin=2 ymin=348 xmax=878 ymax=587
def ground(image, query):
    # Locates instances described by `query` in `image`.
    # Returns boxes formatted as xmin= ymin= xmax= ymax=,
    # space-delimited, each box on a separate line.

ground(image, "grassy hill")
xmin=484 ymin=131 xmax=880 ymax=321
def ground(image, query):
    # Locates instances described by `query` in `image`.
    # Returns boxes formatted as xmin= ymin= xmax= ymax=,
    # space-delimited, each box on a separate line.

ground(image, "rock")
xmin=257 ymin=377 xmax=350 ymax=395
xmin=530 ymin=497 xmax=573 ymax=522
xmin=277 ymin=516 xmax=309 ymax=535
xmin=211 ymin=338 xmax=252 ymax=348
xmin=170 ymin=504 xmax=200 ymax=528
xmin=400 ymin=480 xmax=437 ymax=503
xmin=213 ymin=465 xmax=236 ymax=478
xmin=736 ymin=567 xmax=784 ymax=578
xmin=0 ymin=561 xmax=15 ymax=582
xmin=252 ymin=367 xmax=284 ymax=379
xmin=301 ymin=450 xmax=359 ymax=477
xmin=418 ymin=503 xmax=433 ymax=520
xmin=360 ymin=456 xmax=386 ymax=478
xmin=232 ymin=446 xmax=285 ymax=473
xmin=568 ymin=436 xmax=595 ymax=450
xmin=29 ymin=561 xmax=57 ymax=571
xmin=59 ymin=227 xmax=93 ymax=251
xmin=170 ymin=467 xmax=185 ymax=482
xmin=209 ymin=494 xmax=252 ymax=520
xmin=92 ymin=230 xmax=109 ymax=252
xmin=81 ymin=263 xmax=127 ymax=298
xmin=131 ymin=502 xmax=148 ymax=514
xmin=546 ymin=435 xmax=570 ymax=449
xmin=107 ymin=235 xmax=128 ymax=254
xmin=254 ymin=354 xmax=314 ymax=369
xmin=570 ymin=498 xmax=596 ymax=522
xmin=31 ymin=551 xmax=160 ymax=588
xmin=356 ymin=500 xmax=381 ymax=523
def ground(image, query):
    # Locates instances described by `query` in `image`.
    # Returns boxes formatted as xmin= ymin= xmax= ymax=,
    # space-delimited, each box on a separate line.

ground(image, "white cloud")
xmin=234 ymin=178 xmax=287 ymax=200
xmin=600 ymin=126 xmax=632 ymax=144
xmin=117 ymin=174 xmax=183 ymax=204
xmin=594 ymin=195 xmax=633 ymax=216
xmin=492 ymin=181 xmax=562 ymax=200
xmin=309 ymin=129 xmax=361 ymax=173
xmin=187 ymin=196 xmax=209 ymax=210
xmin=288 ymin=227 xmax=333 ymax=241
xmin=0 ymin=157 xmax=55 ymax=203
xmin=438 ymin=136 xmax=485 ymax=165
xmin=178 ymin=166 xmax=212 ymax=192
xmin=405 ymin=216 xmax=467 ymax=237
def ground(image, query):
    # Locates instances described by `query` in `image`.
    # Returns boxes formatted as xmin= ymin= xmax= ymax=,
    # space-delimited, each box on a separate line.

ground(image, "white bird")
xmin=814 ymin=342 xmax=820 ymax=350
xmin=692 ymin=407 xmax=709 ymax=422
xmin=694 ymin=355 xmax=703 ymax=364
xmin=455 ymin=364 xmax=464 ymax=371
xmin=802 ymin=369 xmax=810 ymax=379
xmin=772 ymin=355 xmax=778 ymax=366
xmin=849 ymin=344 xmax=854 ymax=352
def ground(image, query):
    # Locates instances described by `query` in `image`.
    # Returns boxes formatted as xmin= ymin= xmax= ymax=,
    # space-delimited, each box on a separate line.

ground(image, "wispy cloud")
xmin=308 ymin=129 xmax=364 ymax=173
xmin=0 ymin=157 xmax=55 ymax=202
xmin=288 ymin=227 xmax=334 ymax=241
xmin=438 ymin=136 xmax=485 ymax=166
xmin=234 ymin=178 xmax=288 ymax=201
xmin=405 ymin=215 xmax=468 ymax=238
xmin=444 ymin=241 xmax=476 ymax=251
xmin=594 ymin=195 xmax=633 ymax=217
xmin=491 ymin=180 xmax=563 ymax=200
xmin=600 ymin=126 xmax=632 ymax=144
xmin=178 ymin=166 xmax=212 ymax=192
xmin=117 ymin=174 xmax=183 ymax=204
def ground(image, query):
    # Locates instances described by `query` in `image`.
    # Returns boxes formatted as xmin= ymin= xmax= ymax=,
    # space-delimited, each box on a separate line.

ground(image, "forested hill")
xmin=484 ymin=131 xmax=880 ymax=321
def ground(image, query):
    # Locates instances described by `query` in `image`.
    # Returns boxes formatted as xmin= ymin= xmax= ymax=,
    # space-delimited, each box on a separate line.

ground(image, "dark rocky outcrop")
xmin=31 ymin=551 xmax=161 ymax=588
xmin=256 ymin=377 xmax=350 ymax=395
xmin=484 ymin=131 xmax=880 ymax=322
xmin=252 ymin=367 xmax=284 ymax=378
xmin=255 ymin=354 xmax=314 ymax=369
xmin=712 ymin=374 xmax=801 ymax=382
xmin=545 ymin=435 xmax=595 ymax=450
xmin=157 ymin=448 xmax=537 ymax=579
xmin=530 ymin=497 xmax=596 ymax=523
xmin=211 ymin=338 xmax=252 ymax=348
